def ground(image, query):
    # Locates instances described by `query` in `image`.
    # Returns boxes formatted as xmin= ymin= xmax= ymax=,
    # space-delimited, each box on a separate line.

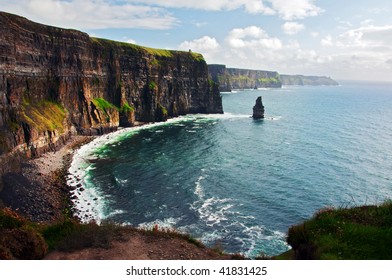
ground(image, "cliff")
xmin=280 ymin=74 xmax=339 ymax=86
xmin=0 ymin=12 xmax=223 ymax=170
xmin=208 ymin=64 xmax=281 ymax=91
xmin=208 ymin=65 xmax=338 ymax=91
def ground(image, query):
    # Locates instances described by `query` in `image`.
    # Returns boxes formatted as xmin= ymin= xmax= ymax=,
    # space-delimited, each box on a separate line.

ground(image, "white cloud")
xmin=311 ymin=24 xmax=392 ymax=80
xmin=321 ymin=35 xmax=334 ymax=47
xmin=198 ymin=23 xmax=392 ymax=80
xmin=310 ymin=32 xmax=319 ymax=37
xmin=179 ymin=36 xmax=220 ymax=52
xmin=282 ymin=22 xmax=305 ymax=35
xmin=1 ymin=0 xmax=324 ymax=31
xmin=115 ymin=0 xmax=380 ymax=25
xmin=337 ymin=25 xmax=392 ymax=49
xmin=226 ymin=26 xmax=282 ymax=49
xmin=127 ymin=0 xmax=245 ymax=11
xmin=1 ymin=0 xmax=178 ymax=30
xmin=125 ymin=39 xmax=137 ymax=44
xmin=270 ymin=0 xmax=323 ymax=20
xmin=125 ymin=0 xmax=323 ymax=19
xmin=205 ymin=25 xmax=332 ymax=75
xmin=244 ymin=1 xmax=276 ymax=15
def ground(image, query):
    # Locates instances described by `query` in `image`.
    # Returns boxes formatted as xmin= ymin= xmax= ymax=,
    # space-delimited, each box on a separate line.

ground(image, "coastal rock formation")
xmin=208 ymin=64 xmax=281 ymax=92
xmin=252 ymin=96 xmax=265 ymax=119
xmin=280 ymin=74 xmax=339 ymax=86
xmin=0 ymin=12 xmax=223 ymax=171
xmin=208 ymin=65 xmax=339 ymax=91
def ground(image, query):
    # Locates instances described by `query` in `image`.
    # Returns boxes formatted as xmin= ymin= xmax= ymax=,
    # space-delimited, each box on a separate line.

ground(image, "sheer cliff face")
xmin=0 ymin=12 xmax=222 ymax=158
xmin=208 ymin=64 xmax=281 ymax=92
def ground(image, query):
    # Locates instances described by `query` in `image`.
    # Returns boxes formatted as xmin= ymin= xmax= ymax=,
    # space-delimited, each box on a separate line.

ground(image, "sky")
xmin=1 ymin=0 xmax=392 ymax=81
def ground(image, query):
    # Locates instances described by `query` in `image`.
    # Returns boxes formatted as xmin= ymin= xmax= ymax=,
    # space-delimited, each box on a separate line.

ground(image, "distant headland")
xmin=208 ymin=64 xmax=339 ymax=92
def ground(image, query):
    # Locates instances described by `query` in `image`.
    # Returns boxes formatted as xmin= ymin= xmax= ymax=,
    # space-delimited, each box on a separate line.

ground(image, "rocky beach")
xmin=0 ymin=136 xmax=93 ymax=223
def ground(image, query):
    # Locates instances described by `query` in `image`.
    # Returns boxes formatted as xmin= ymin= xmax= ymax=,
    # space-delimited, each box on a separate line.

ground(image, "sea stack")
xmin=252 ymin=96 xmax=265 ymax=119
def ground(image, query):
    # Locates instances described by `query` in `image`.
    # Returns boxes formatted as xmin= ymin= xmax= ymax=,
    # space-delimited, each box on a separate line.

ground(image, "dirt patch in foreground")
xmin=44 ymin=229 xmax=239 ymax=260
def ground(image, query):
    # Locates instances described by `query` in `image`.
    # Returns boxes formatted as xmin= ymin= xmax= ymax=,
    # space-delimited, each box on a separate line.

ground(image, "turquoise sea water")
xmin=68 ymin=81 xmax=392 ymax=257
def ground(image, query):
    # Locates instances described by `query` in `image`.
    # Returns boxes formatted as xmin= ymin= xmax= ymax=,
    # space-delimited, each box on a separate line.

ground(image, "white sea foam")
xmin=256 ymin=87 xmax=271 ymax=91
xmin=194 ymin=175 xmax=205 ymax=199
xmin=189 ymin=169 xmax=289 ymax=257
xmin=106 ymin=209 xmax=127 ymax=218
xmin=138 ymin=217 xmax=182 ymax=231
xmin=199 ymin=230 xmax=225 ymax=245
xmin=68 ymin=178 xmax=107 ymax=224
xmin=115 ymin=177 xmax=128 ymax=185
xmin=68 ymin=115 xmax=226 ymax=223
xmin=191 ymin=172 xmax=236 ymax=227
xmin=265 ymin=115 xmax=282 ymax=121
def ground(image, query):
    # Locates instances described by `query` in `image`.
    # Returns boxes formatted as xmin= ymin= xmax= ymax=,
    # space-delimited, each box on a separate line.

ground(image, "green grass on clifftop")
xmin=287 ymin=200 xmax=392 ymax=259
xmin=90 ymin=37 xmax=204 ymax=60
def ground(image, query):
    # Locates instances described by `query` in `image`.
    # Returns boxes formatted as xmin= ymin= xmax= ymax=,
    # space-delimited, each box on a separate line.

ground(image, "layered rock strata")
xmin=208 ymin=64 xmax=281 ymax=91
xmin=0 ymin=12 xmax=223 ymax=172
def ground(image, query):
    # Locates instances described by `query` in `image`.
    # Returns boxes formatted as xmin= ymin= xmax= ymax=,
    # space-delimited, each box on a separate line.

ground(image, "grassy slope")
xmin=286 ymin=201 xmax=392 ymax=260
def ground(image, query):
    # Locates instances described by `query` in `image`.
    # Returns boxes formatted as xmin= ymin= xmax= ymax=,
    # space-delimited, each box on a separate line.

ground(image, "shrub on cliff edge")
xmin=0 ymin=208 xmax=47 ymax=259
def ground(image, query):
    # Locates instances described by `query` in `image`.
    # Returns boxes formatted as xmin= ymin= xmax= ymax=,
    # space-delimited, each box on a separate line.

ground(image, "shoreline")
xmin=0 ymin=136 xmax=95 ymax=223
xmin=67 ymin=114 xmax=230 ymax=224
xmin=0 ymin=115 xmax=220 ymax=224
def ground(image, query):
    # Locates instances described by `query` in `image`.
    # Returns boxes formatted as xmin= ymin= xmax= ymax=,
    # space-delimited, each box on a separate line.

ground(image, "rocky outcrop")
xmin=0 ymin=12 xmax=223 ymax=172
xmin=252 ymin=96 xmax=265 ymax=119
xmin=280 ymin=75 xmax=338 ymax=86
xmin=208 ymin=64 xmax=281 ymax=91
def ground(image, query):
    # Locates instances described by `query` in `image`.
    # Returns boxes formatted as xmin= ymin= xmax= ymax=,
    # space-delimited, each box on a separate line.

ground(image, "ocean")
xmin=67 ymin=81 xmax=392 ymax=258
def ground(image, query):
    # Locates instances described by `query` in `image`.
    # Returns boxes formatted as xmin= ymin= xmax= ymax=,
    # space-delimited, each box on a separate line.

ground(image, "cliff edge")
xmin=208 ymin=64 xmax=281 ymax=91
xmin=0 ymin=12 xmax=223 ymax=172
